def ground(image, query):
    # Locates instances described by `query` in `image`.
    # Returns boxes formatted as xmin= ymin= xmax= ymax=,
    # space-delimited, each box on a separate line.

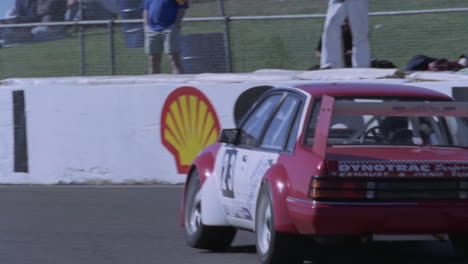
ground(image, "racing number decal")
xmin=221 ymin=149 xmax=237 ymax=198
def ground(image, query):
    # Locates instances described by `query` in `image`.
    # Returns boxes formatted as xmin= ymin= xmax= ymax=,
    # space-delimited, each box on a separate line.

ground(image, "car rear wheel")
xmin=450 ymin=234 xmax=468 ymax=259
xmin=183 ymin=169 xmax=236 ymax=251
xmin=255 ymin=183 xmax=304 ymax=264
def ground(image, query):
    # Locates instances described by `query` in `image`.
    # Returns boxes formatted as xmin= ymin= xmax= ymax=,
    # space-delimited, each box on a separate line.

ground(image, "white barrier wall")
xmin=1 ymin=82 xmax=255 ymax=184
xmin=0 ymin=69 xmax=466 ymax=184
xmin=0 ymin=75 xmax=291 ymax=184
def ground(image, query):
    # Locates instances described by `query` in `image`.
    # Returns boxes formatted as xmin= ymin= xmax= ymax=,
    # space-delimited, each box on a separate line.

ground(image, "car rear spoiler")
xmin=312 ymin=95 xmax=468 ymax=158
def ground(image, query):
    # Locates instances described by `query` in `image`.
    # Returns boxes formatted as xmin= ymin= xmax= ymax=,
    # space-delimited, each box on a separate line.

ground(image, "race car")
xmin=181 ymin=82 xmax=468 ymax=264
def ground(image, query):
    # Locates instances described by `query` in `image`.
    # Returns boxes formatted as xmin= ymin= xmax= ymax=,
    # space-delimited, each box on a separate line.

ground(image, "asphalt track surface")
xmin=0 ymin=185 xmax=466 ymax=264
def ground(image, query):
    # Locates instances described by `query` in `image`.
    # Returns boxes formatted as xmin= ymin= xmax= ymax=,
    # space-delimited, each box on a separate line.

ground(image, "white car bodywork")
xmin=199 ymin=87 xmax=312 ymax=231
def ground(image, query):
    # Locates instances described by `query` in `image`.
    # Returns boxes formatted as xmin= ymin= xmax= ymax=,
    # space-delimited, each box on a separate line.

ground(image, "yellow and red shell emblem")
xmin=161 ymin=86 xmax=221 ymax=174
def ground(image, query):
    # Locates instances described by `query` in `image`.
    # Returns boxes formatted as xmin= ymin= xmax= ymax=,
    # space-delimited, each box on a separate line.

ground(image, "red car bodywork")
xmin=182 ymin=82 xmax=468 ymax=238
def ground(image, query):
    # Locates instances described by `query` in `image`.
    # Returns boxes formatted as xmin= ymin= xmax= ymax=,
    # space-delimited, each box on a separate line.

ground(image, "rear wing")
xmin=333 ymin=100 xmax=467 ymax=117
xmin=312 ymin=95 xmax=468 ymax=158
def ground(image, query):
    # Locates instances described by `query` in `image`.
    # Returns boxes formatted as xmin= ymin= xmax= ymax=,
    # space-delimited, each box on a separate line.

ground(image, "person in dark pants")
xmin=142 ymin=0 xmax=189 ymax=74
xmin=37 ymin=0 xmax=67 ymax=22
xmin=15 ymin=0 xmax=41 ymax=23
xmin=0 ymin=0 xmax=39 ymax=45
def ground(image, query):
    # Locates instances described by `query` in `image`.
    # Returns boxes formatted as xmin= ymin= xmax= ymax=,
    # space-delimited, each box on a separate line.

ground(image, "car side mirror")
xmin=218 ymin=129 xmax=239 ymax=144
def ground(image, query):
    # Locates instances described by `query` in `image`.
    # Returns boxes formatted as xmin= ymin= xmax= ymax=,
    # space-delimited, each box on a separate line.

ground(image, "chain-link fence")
xmin=1 ymin=0 xmax=468 ymax=79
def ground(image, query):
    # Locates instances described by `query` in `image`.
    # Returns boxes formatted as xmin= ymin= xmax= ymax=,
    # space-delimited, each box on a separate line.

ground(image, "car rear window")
xmin=305 ymin=98 xmax=468 ymax=148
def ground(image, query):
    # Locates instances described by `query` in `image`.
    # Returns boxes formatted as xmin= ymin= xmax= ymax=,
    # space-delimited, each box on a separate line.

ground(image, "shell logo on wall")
xmin=161 ymin=86 xmax=221 ymax=174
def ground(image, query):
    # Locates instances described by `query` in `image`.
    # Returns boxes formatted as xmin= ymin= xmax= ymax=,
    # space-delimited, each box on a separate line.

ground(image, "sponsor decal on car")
xmin=233 ymin=207 xmax=253 ymax=221
xmin=328 ymin=160 xmax=468 ymax=177
xmin=246 ymin=157 xmax=275 ymax=211
xmin=161 ymin=86 xmax=221 ymax=174
xmin=221 ymin=149 xmax=237 ymax=198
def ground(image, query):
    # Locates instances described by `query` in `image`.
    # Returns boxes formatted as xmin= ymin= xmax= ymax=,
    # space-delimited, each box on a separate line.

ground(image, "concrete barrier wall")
xmin=0 ymin=70 xmax=465 ymax=184
xmin=0 ymin=78 xmax=286 ymax=184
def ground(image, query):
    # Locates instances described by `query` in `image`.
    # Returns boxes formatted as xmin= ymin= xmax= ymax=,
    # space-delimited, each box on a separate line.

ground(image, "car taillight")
xmin=309 ymin=178 xmax=372 ymax=200
xmin=309 ymin=177 xmax=468 ymax=201
xmin=311 ymin=179 xmax=367 ymax=190
xmin=311 ymin=189 xmax=369 ymax=200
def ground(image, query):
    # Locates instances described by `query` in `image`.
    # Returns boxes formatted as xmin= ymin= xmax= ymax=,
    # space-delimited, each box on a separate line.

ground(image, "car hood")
xmin=325 ymin=146 xmax=468 ymax=178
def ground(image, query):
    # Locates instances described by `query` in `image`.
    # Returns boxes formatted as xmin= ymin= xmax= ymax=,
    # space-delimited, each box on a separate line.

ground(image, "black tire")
xmin=255 ymin=183 xmax=304 ymax=264
xmin=183 ymin=170 xmax=236 ymax=251
xmin=450 ymin=234 xmax=468 ymax=259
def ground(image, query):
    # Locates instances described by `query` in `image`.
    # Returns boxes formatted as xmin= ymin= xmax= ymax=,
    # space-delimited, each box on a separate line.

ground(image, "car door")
xmin=215 ymin=91 xmax=303 ymax=228
xmin=243 ymin=93 xmax=303 ymax=215
xmin=215 ymin=93 xmax=283 ymax=226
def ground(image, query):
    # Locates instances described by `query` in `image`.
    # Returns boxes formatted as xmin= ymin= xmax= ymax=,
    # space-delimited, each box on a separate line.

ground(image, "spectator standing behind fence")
xmin=1 ymin=0 xmax=66 ymax=45
xmin=320 ymin=0 xmax=370 ymax=69
xmin=4 ymin=0 xmax=66 ymax=24
xmin=37 ymin=0 xmax=67 ymax=22
xmin=65 ymin=0 xmax=80 ymax=21
xmin=15 ymin=0 xmax=40 ymax=23
xmin=142 ymin=0 xmax=189 ymax=74
xmin=316 ymin=18 xmax=353 ymax=68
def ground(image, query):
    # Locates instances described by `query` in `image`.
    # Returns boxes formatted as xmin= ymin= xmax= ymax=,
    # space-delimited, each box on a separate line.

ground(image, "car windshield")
xmin=306 ymin=98 xmax=468 ymax=148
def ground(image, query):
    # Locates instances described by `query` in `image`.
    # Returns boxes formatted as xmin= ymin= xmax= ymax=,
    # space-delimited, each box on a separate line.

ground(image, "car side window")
xmin=261 ymin=96 xmax=301 ymax=151
xmin=285 ymin=105 xmax=301 ymax=152
xmin=238 ymin=95 xmax=282 ymax=147
xmin=304 ymin=99 xmax=321 ymax=147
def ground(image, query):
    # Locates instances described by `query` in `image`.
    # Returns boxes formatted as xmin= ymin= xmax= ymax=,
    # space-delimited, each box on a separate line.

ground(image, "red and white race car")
xmin=181 ymin=82 xmax=468 ymax=264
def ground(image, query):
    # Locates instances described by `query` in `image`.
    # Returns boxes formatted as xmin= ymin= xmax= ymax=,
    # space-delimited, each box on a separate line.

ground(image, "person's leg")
xmin=320 ymin=0 xmax=346 ymax=69
xmin=168 ymin=53 xmax=183 ymax=74
xmin=165 ymin=25 xmax=184 ymax=74
xmin=148 ymin=54 xmax=162 ymax=74
xmin=144 ymin=26 xmax=163 ymax=74
xmin=346 ymin=0 xmax=370 ymax=68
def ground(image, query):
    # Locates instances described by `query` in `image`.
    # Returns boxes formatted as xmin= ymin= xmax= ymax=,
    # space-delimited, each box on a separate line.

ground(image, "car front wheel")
xmin=183 ymin=169 xmax=236 ymax=251
xmin=255 ymin=183 xmax=304 ymax=264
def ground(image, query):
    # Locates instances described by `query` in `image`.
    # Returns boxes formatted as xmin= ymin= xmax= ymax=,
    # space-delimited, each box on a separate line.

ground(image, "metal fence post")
xmin=79 ymin=0 xmax=86 ymax=76
xmin=79 ymin=26 xmax=86 ymax=76
xmin=109 ymin=21 xmax=116 ymax=75
xmin=218 ymin=0 xmax=231 ymax=73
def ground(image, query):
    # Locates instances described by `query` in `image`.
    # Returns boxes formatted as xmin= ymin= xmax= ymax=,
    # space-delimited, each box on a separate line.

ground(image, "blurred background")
xmin=0 ymin=0 xmax=467 ymax=78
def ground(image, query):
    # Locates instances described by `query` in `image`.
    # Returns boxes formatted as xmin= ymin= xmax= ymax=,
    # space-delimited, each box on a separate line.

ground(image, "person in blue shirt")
xmin=142 ymin=0 xmax=188 ymax=74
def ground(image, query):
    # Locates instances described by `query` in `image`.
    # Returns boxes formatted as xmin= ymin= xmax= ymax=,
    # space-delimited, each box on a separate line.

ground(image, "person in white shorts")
xmin=320 ymin=0 xmax=370 ymax=69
